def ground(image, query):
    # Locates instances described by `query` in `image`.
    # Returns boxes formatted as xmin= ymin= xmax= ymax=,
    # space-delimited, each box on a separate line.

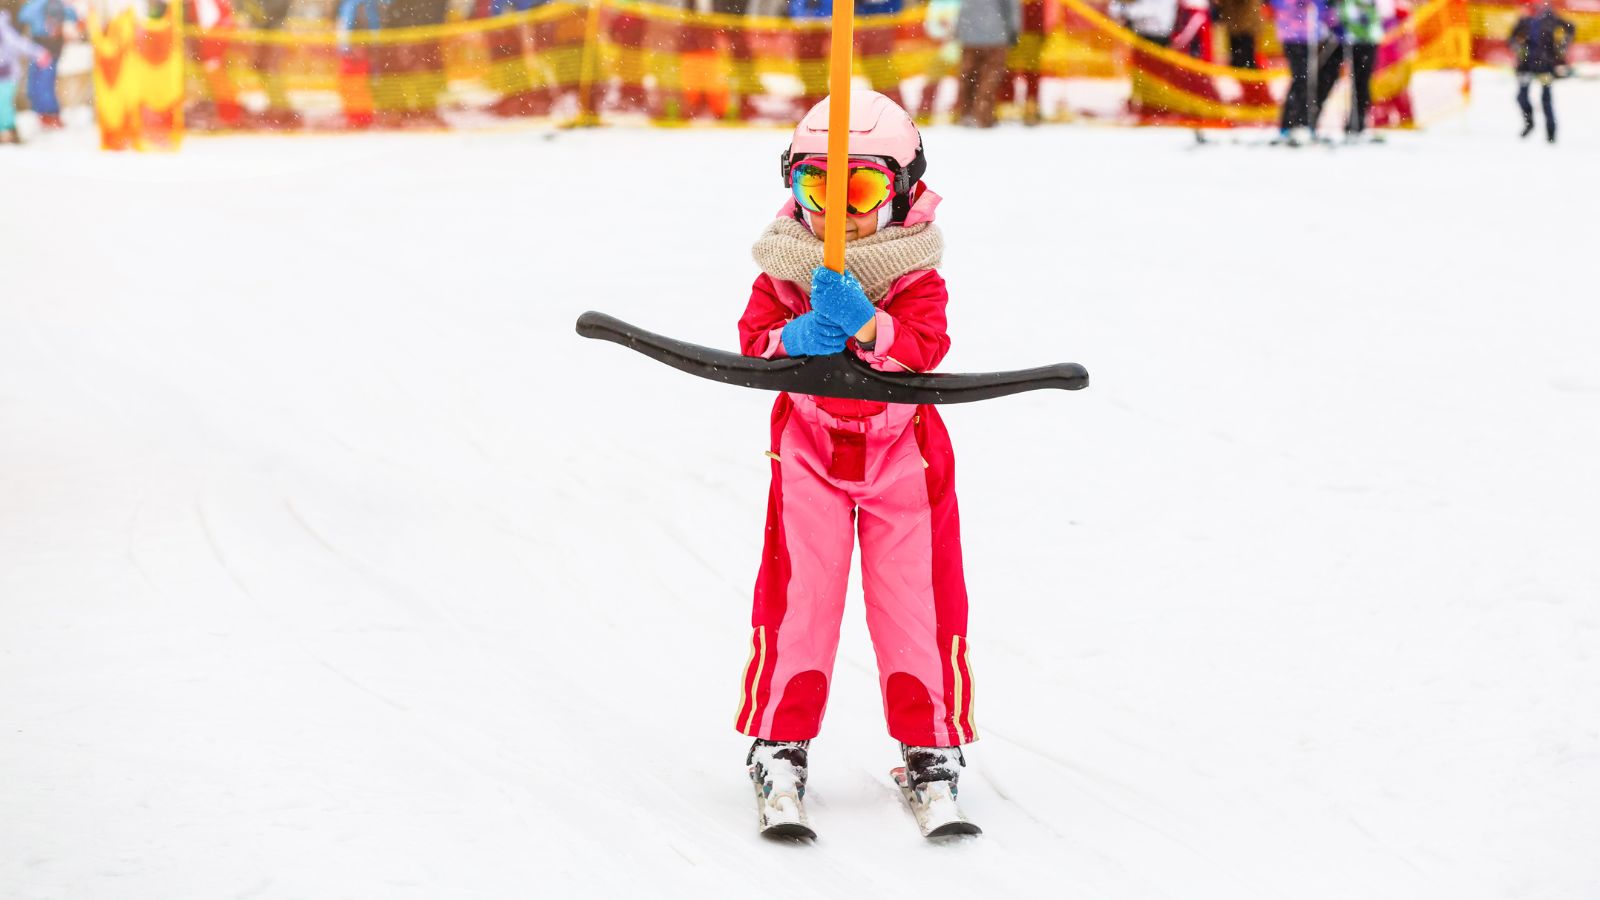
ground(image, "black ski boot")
xmin=748 ymin=739 xmax=814 ymax=837
xmin=902 ymin=744 xmax=966 ymax=794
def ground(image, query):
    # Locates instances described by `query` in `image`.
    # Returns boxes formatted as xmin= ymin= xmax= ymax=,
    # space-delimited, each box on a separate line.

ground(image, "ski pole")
xmin=824 ymin=0 xmax=855 ymax=273
xmin=1308 ymin=5 xmax=1318 ymax=138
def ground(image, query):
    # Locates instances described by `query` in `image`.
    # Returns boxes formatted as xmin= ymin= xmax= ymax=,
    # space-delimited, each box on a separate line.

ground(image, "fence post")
xmin=1460 ymin=0 xmax=1474 ymax=104
xmin=571 ymin=0 xmax=606 ymax=126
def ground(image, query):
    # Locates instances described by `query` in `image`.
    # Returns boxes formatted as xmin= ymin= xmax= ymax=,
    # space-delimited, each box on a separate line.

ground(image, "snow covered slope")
xmin=3 ymin=71 xmax=1597 ymax=900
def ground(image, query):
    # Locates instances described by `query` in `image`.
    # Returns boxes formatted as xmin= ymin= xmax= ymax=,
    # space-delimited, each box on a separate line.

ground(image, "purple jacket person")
xmin=1270 ymin=0 xmax=1338 ymax=43
xmin=1271 ymin=0 xmax=1341 ymax=137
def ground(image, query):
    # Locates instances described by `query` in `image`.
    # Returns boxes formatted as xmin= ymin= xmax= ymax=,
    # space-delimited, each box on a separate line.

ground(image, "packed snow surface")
xmin=3 ymin=71 xmax=1598 ymax=900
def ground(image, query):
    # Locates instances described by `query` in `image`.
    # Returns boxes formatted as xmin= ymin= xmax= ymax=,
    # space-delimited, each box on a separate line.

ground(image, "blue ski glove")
xmin=809 ymin=267 xmax=877 ymax=334
xmin=781 ymin=311 xmax=849 ymax=357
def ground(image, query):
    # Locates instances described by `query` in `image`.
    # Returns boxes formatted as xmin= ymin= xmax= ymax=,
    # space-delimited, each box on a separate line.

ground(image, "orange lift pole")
xmin=822 ymin=0 xmax=855 ymax=272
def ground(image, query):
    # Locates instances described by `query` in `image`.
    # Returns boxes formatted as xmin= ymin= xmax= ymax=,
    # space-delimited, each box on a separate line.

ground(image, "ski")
xmin=576 ymin=311 xmax=1087 ymax=405
xmin=892 ymin=766 xmax=982 ymax=838
xmin=752 ymin=768 xmax=816 ymax=839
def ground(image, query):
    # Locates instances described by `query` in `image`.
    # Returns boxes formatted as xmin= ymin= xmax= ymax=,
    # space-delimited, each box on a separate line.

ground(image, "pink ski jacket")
xmin=736 ymin=185 xmax=951 ymax=420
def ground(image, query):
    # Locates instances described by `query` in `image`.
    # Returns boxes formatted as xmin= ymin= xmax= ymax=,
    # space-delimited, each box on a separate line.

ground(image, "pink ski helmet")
xmin=781 ymin=91 xmax=928 ymax=224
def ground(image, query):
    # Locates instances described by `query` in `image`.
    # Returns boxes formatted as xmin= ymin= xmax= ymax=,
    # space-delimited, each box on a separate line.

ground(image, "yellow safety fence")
xmin=174 ymin=1 xmax=933 ymax=130
xmin=1470 ymin=0 xmax=1600 ymax=65
xmin=93 ymin=0 xmax=1495 ymax=144
xmin=1094 ymin=0 xmax=1475 ymax=128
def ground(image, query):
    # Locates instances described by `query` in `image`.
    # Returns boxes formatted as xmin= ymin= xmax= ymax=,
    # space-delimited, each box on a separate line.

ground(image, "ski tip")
xmin=926 ymin=820 xmax=983 ymax=838
xmin=760 ymin=822 xmax=817 ymax=840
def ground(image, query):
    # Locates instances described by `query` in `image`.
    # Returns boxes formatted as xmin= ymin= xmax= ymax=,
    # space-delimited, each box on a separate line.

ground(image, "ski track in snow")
xmin=3 ymin=70 xmax=1599 ymax=899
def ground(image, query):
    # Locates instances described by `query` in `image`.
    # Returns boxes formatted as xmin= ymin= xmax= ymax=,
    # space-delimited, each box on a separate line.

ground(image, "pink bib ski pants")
xmin=734 ymin=266 xmax=976 ymax=748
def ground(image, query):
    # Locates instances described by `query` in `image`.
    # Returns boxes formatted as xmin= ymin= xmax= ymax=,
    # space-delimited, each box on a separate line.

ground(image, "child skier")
xmin=0 ymin=10 xmax=49 ymax=145
xmin=735 ymin=91 xmax=976 ymax=834
xmin=18 ymin=0 xmax=78 ymax=130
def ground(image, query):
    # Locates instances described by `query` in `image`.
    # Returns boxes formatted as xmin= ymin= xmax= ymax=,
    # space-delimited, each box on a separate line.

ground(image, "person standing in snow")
xmin=737 ymin=91 xmax=976 ymax=816
xmin=0 ymin=9 xmax=49 ymax=144
xmin=1336 ymin=0 xmax=1383 ymax=140
xmin=1508 ymin=0 xmax=1575 ymax=143
xmin=1271 ymin=0 xmax=1340 ymax=144
xmin=954 ymin=0 xmax=1020 ymax=126
xmin=17 ymin=0 xmax=75 ymax=130
xmin=1212 ymin=0 xmax=1261 ymax=67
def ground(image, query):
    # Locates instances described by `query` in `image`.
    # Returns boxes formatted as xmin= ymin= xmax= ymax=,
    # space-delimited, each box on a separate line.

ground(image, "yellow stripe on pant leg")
xmin=741 ymin=625 xmax=768 ymax=734
xmin=735 ymin=627 xmax=759 ymax=724
xmin=961 ymin=636 xmax=976 ymax=740
xmin=950 ymin=635 xmax=967 ymax=744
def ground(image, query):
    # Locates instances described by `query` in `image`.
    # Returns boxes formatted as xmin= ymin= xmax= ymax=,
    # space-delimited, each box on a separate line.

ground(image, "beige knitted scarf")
xmin=751 ymin=217 xmax=944 ymax=302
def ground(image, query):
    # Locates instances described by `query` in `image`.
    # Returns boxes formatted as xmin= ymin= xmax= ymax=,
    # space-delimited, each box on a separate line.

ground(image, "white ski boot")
xmin=748 ymin=739 xmax=815 ymax=838
xmin=892 ymin=744 xmax=982 ymax=838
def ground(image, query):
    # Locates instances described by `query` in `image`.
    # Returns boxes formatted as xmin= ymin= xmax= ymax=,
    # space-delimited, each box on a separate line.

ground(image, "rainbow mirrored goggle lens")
xmin=790 ymin=159 xmax=897 ymax=217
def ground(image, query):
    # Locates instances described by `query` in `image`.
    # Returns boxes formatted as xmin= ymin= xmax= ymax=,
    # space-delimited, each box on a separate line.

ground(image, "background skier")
xmin=1508 ymin=0 xmax=1575 ymax=142
xmin=0 ymin=8 xmax=48 ymax=144
xmin=1272 ymin=0 xmax=1341 ymax=144
xmin=17 ymin=0 xmax=74 ymax=130
xmin=1336 ymin=0 xmax=1384 ymax=140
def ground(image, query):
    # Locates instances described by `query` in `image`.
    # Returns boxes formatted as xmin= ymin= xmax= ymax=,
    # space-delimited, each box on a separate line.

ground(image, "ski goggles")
xmin=789 ymin=157 xmax=898 ymax=217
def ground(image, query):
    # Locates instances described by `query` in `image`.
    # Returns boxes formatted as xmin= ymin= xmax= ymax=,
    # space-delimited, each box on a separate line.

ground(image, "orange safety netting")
xmin=177 ymin=1 xmax=933 ymax=130
xmin=89 ymin=2 xmax=185 ymax=150
xmin=96 ymin=0 xmax=1518 ymax=140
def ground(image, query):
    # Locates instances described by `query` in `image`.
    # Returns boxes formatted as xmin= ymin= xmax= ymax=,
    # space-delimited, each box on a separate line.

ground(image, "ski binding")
xmin=892 ymin=766 xmax=982 ymax=838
